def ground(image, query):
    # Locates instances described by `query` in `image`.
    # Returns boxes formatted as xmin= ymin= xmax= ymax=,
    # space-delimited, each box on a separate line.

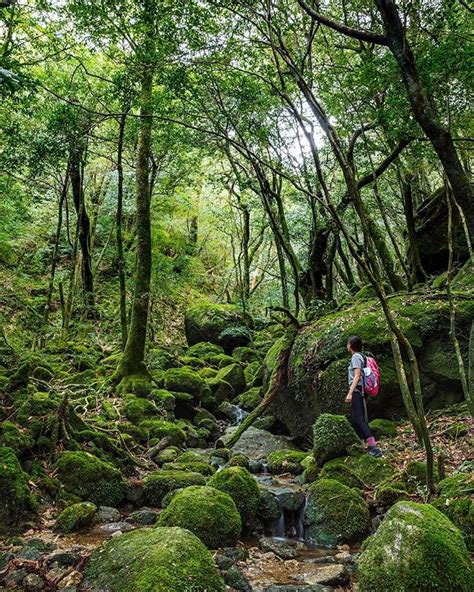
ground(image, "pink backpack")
xmin=363 ymin=355 xmax=380 ymax=397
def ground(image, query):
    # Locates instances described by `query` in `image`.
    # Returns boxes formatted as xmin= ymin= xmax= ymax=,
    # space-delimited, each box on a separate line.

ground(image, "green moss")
xmin=157 ymin=486 xmax=241 ymax=548
xmin=179 ymin=355 xmax=205 ymax=368
xmin=0 ymin=421 xmax=34 ymax=455
xmin=206 ymin=377 xmax=234 ymax=403
xmin=54 ymin=501 xmax=97 ymax=533
xmin=208 ymin=466 xmax=259 ymax=531
xmin=148 ymin=348 xmax=175 ymax=371
xmin=149 ymin=389 xmax=175 ymax=412
xmin=304 ymin=478 xmax=370 ymax=547
xmin=140 ymin=420 xmax=186 ymax=446
xmin=0 ymin=447 xmax=30 ymax=531
xmin=444 ymin=422 xmax=469 ymax=439
xmin=403 ymin=461 xmax=440 ymax=492
xmin=267 ymin=450 xmax=307 ymax=475
xmin=374 ymin=480 xmax=410 ymax=507
xmin=321 ymin=454 xmax=394 ymax=489
xmin=54 ymin=451 xmax=126 ymax=507
xmin=163 ymin=368 xmax=203 ymax=397
xmin=143 ymin=470 xmax=206 ymax=506
xmin=228 ymin=453 xmax=250 ymax=468
xmin=433 ymin=474 xmax=474 ymax=550
xmin=175 ymin=451 xmax=207 ymax=463
xmin=215 ymin=363 xmax=246 ymax=396
xmin=233 ymin=347 xmax=259 ymax=363
xmin=162 ymin=462 xmax=215 ymax=477
xmin=154 ymin=447 xmax=181 ymax=465
xmin=357 ymin=501 xmax=474 ymax=592
xmin=369 ymin=418 xmax=399 ymax=438
xmin=84 ymin=526 xmax=224 ymax=591
xmin=115 ymin=371 xmax=153 ymax=397
xmin=187 ymin=342 xmax=224 ymax=359
xmin=313 ymin=414 xmax=360 ymax=466
xmin=208 ymin=353 xmax=236 ymax=368
xmin=320 ymin=461 xmax=364 ymax=489
xmin=185 ymin=303 xmax=245 ymax=346
xmin=301 ymin=455 xmax=319 ymax=483
xmin=122 ymin=394 xmax=159 ymax=424
xmin=198 ymin=367 xmax=218 ymax=379
xmin=235 ymin=387 xmax=262 ymax=411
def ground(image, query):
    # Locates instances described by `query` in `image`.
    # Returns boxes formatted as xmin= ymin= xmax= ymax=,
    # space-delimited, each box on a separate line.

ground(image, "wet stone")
xmin=46 ymin=550 xmax=81 ymax=568
xmin=5 ymin=568 xmax=28 ymax=587
xmin=97 ymin=506 xmax=121 ymax=523
xmin=127 ymin=508 xmax=160 ymax=525
xmin=17 ymin=538 xmax=57 ymax=560
xmin=224 ymin=564 xmax=252 ymax=591
xmin=215 ymin=553 xmax=235 ymax=570
xmin=100 ymin=520 xmax=135 ymax=534
xmin=223 ymin=547 xmax=249 ymax=562
xmin=297 ymin=564 xmax=349 ymax=587
xmin=263 ymin=585 xmax=332 ymax=592
xmin=259 ymin=537 xmax=299 ymax=560
xmin=273 ymin=488 xmax=305 ymax=512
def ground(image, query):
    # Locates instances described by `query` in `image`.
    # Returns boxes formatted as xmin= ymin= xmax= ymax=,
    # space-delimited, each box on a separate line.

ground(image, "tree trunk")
xmin=114 ymin=63 xmax=153 ymax=390
xmin=70 ymin=144 xmax=95 ymax=315
xmin=400 ymin=172 xmax=427 ymax=284
xmin=116 ymin=111 xmax=128 ymax=349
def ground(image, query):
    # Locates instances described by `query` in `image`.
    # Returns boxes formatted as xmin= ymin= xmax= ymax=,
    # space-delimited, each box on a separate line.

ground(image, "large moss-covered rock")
xmin=185 ymin=303 xmax=245 ymax=346
xmin=320 ymin=454 xmax=394 ymax=489
xmin=157 ymin=485 xmax=241 ymax=548
xmin=0 ymin=421 xmax=34 ymax=455
xmin=84 ymin=526 xmax=224 ymax=591
xmin=432 ymin=473 xmax=474 ymax=551
xmin=313 ymin=414 xmax=360 ymax=466
xmin=0 ymin=447 xmax=30 ymax=530
xmin=357 ymin=501 xmax=474 ymax=592
xmin=235 ymin=387 xmax=262 ymax=411
xmin=162 ymin=461 xmax=215 ymax=477
xmin=402 ymin=460 xmax=440 ymax=491
xmin=215 ymin=363 xmax=246 ymax=396
xmin=122 ymin=394 xmax=159 ymax=424
xmin=304 ymin=478 xmax=370 ymax=547
xmin=208 ymin=466 xmax=260 ymax=531
xmin=143 ymin=470 xmax=206 ymax=506
xmin=270 ymin=294 xmax=473 ymax=438
xmin=267 ymin=450 xmax=307 ymax=475
xmin=187 ymin=342 xmax=225 ymax=360
xmin=163 ymin=368 xmax=203 ymax=397
xmin=140 ymin=420 xmax=186 ymax=446
xmin=54 ymin=451 xmax=126 ymax=507
xmin=54 ymin=501 xmax=97 ymax=533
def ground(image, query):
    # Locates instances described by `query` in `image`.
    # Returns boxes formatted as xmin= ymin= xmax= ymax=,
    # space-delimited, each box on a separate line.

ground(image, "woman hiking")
xmin=345 ymin=335 xmax=382 ymax=458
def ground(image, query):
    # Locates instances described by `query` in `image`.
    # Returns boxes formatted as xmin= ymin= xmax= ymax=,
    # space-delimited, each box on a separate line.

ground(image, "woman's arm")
xmin=345 ymin=368 xmax=362 ymax=403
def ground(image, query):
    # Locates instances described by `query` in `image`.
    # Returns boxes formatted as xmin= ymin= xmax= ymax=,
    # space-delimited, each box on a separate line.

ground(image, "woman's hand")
xmin=345 ymin=392 xmax=352 ymax=403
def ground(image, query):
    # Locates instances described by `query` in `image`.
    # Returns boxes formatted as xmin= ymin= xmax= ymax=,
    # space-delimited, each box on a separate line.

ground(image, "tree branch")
xmin=357 ymin=137 xmax=412 ymax=189
xmin=297 ymin=0 xmax=387 ymax=46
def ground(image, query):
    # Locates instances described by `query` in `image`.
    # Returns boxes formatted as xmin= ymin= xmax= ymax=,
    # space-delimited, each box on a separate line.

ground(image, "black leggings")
xmin=351 ymin=390 xmax=373 ymax=440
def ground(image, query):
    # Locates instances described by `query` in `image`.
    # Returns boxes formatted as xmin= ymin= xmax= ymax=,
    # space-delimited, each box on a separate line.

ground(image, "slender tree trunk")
xmin=116 ymin=111 xmax=128 ymax=349
xmin=446 ymin=188 xmax=473 ymax=417
xmin=400 ymin=172 xmax=427 ymax=284
xmin=70 ymin=144 xmax=95 ymax=315
xmin=375 ymin=0 xmax=473 ymax=235
xmin=114 ymin=62 xmax=154 ymax=389
xmin=275 ymin=239 xmax=290 ymax=310
xmin=39 ymin=164 xmax=69 ymax=348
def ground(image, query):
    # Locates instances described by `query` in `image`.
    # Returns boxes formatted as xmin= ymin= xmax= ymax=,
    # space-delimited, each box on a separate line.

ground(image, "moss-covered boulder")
xmin=270 ymin=294 xmax=473 ymax=438
xmin=54 ymin=451 xmax=126 ymax=507
xmin=320 ymin=454 xmax=394 ymax=489
xmin=369 ymin=418 xmax=399 ymax=438
xmin=143 ymin=470 xmax=206 ymax=506
xmin=235 ymin=387 xmax=262 ymax=411
xmin=149 ymin=389 xmax=176 ymax=412
xmin=122 ymin=394 xmax=159 ymax=424
xmin=208 ymin=466 xmax=259 ymax=531
xmin=0 ymin=447 xmax=31 ymax=530
xmin=304 ymin=478 xmax=370 ymax=546
xmin=432 ymin=473 xmax=474 ymax=551
xmin=402 ymin=460 xmax=440 ymax=492
xmin=267 ymin=450 xmax=307 ymax=475
xmin=140 ymin=420 xmax=186 ymax=446
xmin=157 ymin=486 xmax=241 ymax=548
xmin=215 ymin=363 xmax=246 ymax=396
xmin=163 ymin=368 xmax=203 ymax=397
xmin=0 ymin=421 xmax=34 ymax=455
xmin=206 ymin=377 xmax=235 ymax=404
xmin=357 ymin=501 xmax=474 ymax=591
xmin=374 ymin=479 xmax=410 ymax=508
xmin=162 ymin=462 xmax=215 ymax=477
xmin=185 ymin=303 xmax=246 ymax=346
xmin=54 ymin=501 xmax=97 ymax=533
xmin=84 ymin=526 xmax=224 ymax=591
xmin=313 ymin=414 xmax=360 ymax=466
xmin=187 ymin=342 xmax=225 ymax=360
